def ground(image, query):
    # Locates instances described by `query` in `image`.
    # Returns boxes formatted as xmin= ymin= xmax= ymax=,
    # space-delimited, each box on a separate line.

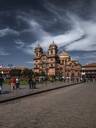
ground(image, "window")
xmin=36 ymin=53 xmax=38 ymax=56
xmin=51 ymin=50 xmax=53 ymax=54
xmin=48 ymin=63 xmax=54 ymax=67
xmin=36 ymin=65 xmax=38 ymax=68
xmin=67 ymin=73 xmax=69 ymax=77
xmin=51 ymin=64 xmax=53 ymax=67
xmin=62 ymin=60 xmax=64 ymax=64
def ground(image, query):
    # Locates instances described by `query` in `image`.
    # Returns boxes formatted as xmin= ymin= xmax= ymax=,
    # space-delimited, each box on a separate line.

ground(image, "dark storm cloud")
xmin=0 ymin=0 xmax=94 ymax=35
xmin=0 ymin=0 xmax=96 ymax=67
xmin=0 ymin=0 xmax=44 ymax=10
xmin=47 ymin=0 xmax=92 ymax=18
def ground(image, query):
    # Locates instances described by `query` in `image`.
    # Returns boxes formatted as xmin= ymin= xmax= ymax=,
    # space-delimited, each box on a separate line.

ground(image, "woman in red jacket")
xmin=10 ymin=77 xmax=16 ymax=90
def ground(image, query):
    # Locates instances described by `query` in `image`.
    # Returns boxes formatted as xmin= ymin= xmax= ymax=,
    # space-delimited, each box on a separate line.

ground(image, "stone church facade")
xmin=34 ymin=42 xmax=81 ymax=79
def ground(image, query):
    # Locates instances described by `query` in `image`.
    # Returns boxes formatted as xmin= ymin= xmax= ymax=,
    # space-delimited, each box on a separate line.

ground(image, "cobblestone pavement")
xmin=0 ymin=82 xmax=96 ymax=128
xmin=0 ymin=81 xmax=74 ymax=102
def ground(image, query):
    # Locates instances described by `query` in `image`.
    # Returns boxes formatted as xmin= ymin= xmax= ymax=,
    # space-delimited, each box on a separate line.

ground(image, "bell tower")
xmin=48 ymin=41 xmax=58 ymax=56
xmin=34 ymin=44 xmax=43 ymax=73
xmin=35 ymin=44 xmax=43 ymax=58
xmin=47 ymin=41 xmax=58 ymax=76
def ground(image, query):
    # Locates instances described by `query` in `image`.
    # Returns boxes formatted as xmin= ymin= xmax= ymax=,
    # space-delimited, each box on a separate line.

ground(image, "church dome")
xmin=59 ymin=51 xmax=70 ymax=57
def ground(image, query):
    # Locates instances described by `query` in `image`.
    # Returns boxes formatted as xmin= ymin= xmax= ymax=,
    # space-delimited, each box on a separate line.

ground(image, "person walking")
xmin=28 ymin=77 xmax=33 ymax=89
xmin=10 ymin=77 xmax=13 ymax=91
xmin=33 ymin=77 xmax=36 ymax=89
xmin=16 ymin=77 xmax=20 ymax=89
xmin=0 ymin=74 xmax=4 ymax=94
xmin=10 ymin=77 xmax=16 ymax=91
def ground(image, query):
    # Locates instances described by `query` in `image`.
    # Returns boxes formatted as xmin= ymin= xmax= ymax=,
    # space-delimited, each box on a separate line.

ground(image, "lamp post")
xmin=1 ymin=71 xmax=4 ymax=78
xmin=1 ymin=71 xmax=3 ymax=74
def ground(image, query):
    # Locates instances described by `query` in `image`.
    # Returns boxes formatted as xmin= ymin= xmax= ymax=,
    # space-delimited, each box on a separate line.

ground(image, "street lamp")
xmin=1 ymin=71 xmax=3 ymax=74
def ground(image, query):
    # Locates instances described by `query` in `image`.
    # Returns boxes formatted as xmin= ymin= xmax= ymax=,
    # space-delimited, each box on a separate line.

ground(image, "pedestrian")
xmin=16 ymin=77 xmax=20 ymax=89
xmin=13 ymin=77 xmax=16 ymax=89
xmin=10 ymin=77 xmax=13 ymax=91
xmin=33 ymin=78 xmax=36 ymax=89
xmin=28 ymin=77 xmax=33 ymax=89
xmin=0 ymin=74 xmax=4 ymax=94
xmin=10 ymin=77 xmax=16 ymax=91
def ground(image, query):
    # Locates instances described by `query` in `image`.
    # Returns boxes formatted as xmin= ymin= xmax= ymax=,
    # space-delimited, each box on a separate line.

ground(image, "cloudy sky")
xmin=0 ymin=0 xmax=96 ymax=68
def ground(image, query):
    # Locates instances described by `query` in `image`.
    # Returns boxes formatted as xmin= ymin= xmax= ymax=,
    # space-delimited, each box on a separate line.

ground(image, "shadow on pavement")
xmin=0 ymin=91 xmax=10 ymax=95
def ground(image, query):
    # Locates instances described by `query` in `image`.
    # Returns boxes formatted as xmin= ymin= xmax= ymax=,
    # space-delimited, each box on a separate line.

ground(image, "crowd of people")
xmin=0 ymin=74 xmax=4 ymax=94
xmin=0 ymin=73 xmax=96 ymax=94
xmin=10 ymin=77 xmax=20 ymax=90
xmin=0 ymin=74 xmax=37 ymax=94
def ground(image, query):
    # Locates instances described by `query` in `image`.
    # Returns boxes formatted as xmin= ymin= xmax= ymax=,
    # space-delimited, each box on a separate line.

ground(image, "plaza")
xmin=0 ymin=81 xmax=96 ymax=128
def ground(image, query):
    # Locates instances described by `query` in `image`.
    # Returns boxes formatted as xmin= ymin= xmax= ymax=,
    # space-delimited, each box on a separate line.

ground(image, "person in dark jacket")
xmin=28 ymin=77 xmax=33 ymax=89
xmin=0 ymin=74 xmax=4 ymax=94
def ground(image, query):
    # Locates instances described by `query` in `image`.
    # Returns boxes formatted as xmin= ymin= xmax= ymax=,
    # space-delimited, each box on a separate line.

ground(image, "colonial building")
xmin=34 ymin=42 xmax=81 ymax=79
xmin=82 ymin=63 xmax=96 ymax=79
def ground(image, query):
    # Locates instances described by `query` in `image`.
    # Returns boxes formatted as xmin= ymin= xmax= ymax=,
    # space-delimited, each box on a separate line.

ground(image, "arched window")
xmin=36 ymin=53 xmax=38 ymax=56
xmin=67 ymin=73 xmax=69 ymax=77
xmin=51 ymin=50 xmax=53 ymax=54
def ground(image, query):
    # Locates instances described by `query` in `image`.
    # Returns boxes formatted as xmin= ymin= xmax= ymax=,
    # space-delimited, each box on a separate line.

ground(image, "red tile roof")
xmin=83 ymin=63 xmax=96 ymax=67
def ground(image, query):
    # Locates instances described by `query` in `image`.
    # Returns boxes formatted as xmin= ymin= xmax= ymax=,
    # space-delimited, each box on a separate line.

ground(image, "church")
xmin=33 ymin=42 xmax=81 ymax=79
